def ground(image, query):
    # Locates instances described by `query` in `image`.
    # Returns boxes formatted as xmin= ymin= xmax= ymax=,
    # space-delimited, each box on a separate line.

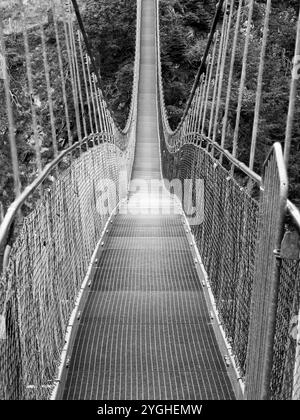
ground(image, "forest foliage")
xmin=0 ymin=0 xmax=300 ymax=211
xmin=0 ymin=2 xmax=80 ymax=212
xmin=0 ymin=0 xmax=136 ymax=212
xmin=159 ymin=0 xmax=300 ymax=204
xmin=81 ymin=0 xmax=136 ymax=128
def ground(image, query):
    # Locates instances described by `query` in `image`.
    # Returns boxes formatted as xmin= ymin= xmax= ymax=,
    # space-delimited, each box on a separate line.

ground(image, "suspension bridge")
xmin=0 ymin=0 xmax=300 ymax=400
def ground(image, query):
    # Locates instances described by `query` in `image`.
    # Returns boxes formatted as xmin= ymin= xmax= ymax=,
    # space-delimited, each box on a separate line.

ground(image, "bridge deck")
xmin=60 ymin=0 xmax=235 ymax=400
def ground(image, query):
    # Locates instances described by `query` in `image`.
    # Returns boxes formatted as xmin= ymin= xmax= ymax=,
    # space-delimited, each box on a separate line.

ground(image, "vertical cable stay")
xmin=209 ymin=0 xmax=228 ymax=142
xmin=249 ymin=0 xmax=272 ymax=171
xmin=193 ymin=82 xmax=203 ymax=135
xmin=201 ymin=32 xmax=218 ymax=138
xmin=52 ymin=0 xmax=73 ymax=148
xmin=176 ymin=0 xmax=225 ymax=130
xmin=188 ymin=86 xmax=196 ymax=136
xmin=198 ymin=54 xmax=211 ymax=135
xmin=99 ymin=90 xmax=109 ymax=139
xmin=86 ymin=54 xmax=99 ymax=133
xmin=212 ymin=0 xmax=233 ymax=147
xmin=284 ymin=6 xmax=300 ymax=167
xmin=61 ymin=4 xmax=82 ymax=145
xmin=98 ymin=90 xmax=106 ymax=137
xmin=220 ymin=0 xmax=243 ymax=153
xmin=70 ymin=0 xmax=103 ymax=93
xmin=93 ymin=74 xmax=103 ymax=133
xmin=19 ymin=0 xmax=42 ymax=174
xmin=197 ymin=72 xmax=208 ymax=134
xmin=71 ymin=23 xmax=87 ymax=139
xmin=0 ymin=15 xmax=21 ymax=198
xmin=78 ymin=31 xmax=93 ymax=136
xmin=68 ymin=8 xmax=83 ymax=144
xmin=40 ymin=20 xmax=58 ymax=158
xmin=232 ymin=0 xmax=254 ymax=161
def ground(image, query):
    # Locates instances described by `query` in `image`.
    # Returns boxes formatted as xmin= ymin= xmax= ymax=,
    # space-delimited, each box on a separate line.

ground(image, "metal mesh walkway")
xmin=60 ymin=0 xmax=235 ymax=400
xmin=61 ymin=215 xmax=234 ymax=400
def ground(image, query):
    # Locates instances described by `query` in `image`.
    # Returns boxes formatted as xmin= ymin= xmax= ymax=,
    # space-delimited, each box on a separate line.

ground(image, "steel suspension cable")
xmin=232 ymin=0 xmax=254 ymax=160
xmin=19 ymin=0 xmax=42 ymax=174
xmin=92 ymin=74 xmax=103 ymax=133
xmin=78 ymin=31 xmax=94 ymax=136
xmin=86 ymin=54 xmax=99 ymax=133
xmin=201 ymin=33 xmax=218 ymax=137
xmin=70 ymin=18 xmax=87 ymax=139
xmin=40 ymin=21 xmax=58 ymax=158
xmin=0 ymin=17 xmax=21 ymax=197
xmin=61 ymin=3 xmax=82 ymax=144
xmin=197 ymin=55 xmax=211 ymax=134
xmin=177 ymin=0 xmax=225 ymax=131
xmin=197 ymin=73 xmax=208 ymax=135
xmin=70 ymin=0 xmax=103 ymax=93
xmin=192 ymin=83 xmax=203 ymax=136
xmin=52 ymin=0 xmax=73 ymax=148
xmin=68 ymin=10 xmax=85 ymax=141
xmin=220 ymin=0 xmax=243 ymax=153
xmin=209 ymin=1 xmax=228 ymax=140
xmin=212 ymin=0 xmax=233 ymax=146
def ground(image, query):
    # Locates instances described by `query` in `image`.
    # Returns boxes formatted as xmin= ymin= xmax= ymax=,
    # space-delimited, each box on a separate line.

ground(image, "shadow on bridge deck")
xmin=58 ymin=0 xmax=235 ymax=400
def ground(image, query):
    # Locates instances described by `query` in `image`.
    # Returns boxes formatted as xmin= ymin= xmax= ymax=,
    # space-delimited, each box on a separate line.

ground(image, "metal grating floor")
xmin=62 ymin=211 xmax=235 ymax=400
xmin=60 ymin=0 xmax=235 ymax=400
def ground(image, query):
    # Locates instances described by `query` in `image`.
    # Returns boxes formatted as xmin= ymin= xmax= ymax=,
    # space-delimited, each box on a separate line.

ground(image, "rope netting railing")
xmin=0 ymin=0 xmax=141 ymax=400
xmin=156 ymin=0 xmax=300 ymax=400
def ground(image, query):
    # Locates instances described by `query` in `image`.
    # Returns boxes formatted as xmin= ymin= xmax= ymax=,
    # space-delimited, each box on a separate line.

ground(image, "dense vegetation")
xmin=0 ymin=0 xmax=136 ymax=212
xmin=81 ymin=0 xmax=136 ymax=128
xmin=159 ymin=0 xmax=300 ymax=204
xmin=0 ymin=0 xmax=300 ymax=212
xmin=0 ymin=6 xmax=80 ymax=213
xmin=159 ymin=0 xmax=217 ymax=127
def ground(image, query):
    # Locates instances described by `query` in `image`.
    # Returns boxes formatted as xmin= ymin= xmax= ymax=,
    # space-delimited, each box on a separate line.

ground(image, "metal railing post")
xmin=245 ymin=143 xmax=288 ymax=400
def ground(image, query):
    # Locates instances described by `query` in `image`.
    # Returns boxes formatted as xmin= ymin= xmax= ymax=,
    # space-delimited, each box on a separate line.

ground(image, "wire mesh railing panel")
xmin=160 ymin=143 xmax=259 ymax=378
xmin=245 ymin=144 xmax=288 ymax=400
xmin=0 ymin=143 xmax=129 ymax=400
xmin=293 ymin=303 xmax=300 ymax=400
xmin=270 ymin=254 xmax=300 ymax=399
